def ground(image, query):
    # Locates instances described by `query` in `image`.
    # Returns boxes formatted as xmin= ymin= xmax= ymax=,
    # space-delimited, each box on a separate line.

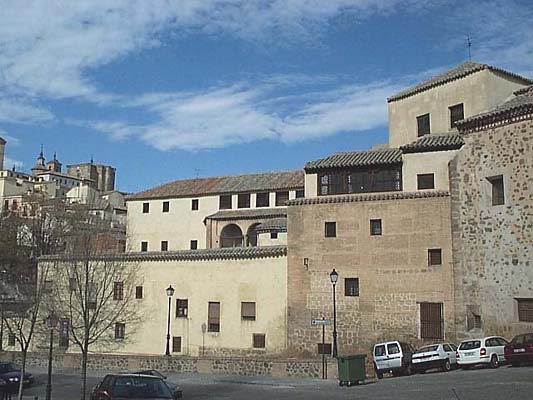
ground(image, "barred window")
xmin=417 ymin=113 xmax=430 ymax=136
xmin=428 ymin=249 xmax=442 ymax=266
xmin=113 ymin=282 xmax=124 ymax=300
xmin=253 ymin=333 xmax=266 ymax=348
xmin=275 ymin=191 xmax=289 ymax=206
xmin=517 ymin=299 xmax=533 ymax=322
xmin=238 ymin=193 xmax=250 ymax=209
xmin=241 ymin=302 xmax=256 ymax=321
xmin=219 ymin=195 xmax=232 ymax=210
xmin=325 ymin=222 xmax=336 ymax=238
xmin=345 ymin=278 xmax=359 ymax=296
xmin=172 ymin=336 xmax=182 ymax=353
xmin=370 ymin=219 xmax=382 ymax=236
xmin=256 ymin=192 xmax=270 ymax=207
xmin=208 ymin=302 xmax=220 ymax=332
xmin=115 ymin=323 xmax=125 ymax=339
xmin=135 ymin=286 xmax=143 ymax=299
xmin=176 ymin=299 xmax=188 ymax=318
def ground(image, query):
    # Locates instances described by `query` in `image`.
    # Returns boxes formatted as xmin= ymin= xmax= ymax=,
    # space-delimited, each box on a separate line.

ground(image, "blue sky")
xmin=1 ymin=0 xmax=532 ymax=193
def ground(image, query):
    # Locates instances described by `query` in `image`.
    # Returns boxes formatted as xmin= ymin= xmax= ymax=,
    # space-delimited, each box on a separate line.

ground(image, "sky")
xmin=1 ymin=0 xmax=532 ymax=193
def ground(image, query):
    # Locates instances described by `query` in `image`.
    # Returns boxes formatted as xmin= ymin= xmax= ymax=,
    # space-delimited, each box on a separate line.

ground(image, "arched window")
xmin=220 ymin=224 xmax=244 ymax=248
xmin=246 ymin=223 xmax=261 ymax=247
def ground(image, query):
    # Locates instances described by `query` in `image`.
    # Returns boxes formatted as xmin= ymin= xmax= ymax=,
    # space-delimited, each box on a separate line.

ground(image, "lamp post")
xmin=44 ymin=313 xmax=59 ymax=400
xmin=165 ymin=285 xmax=175 ymax=356
xmin=329 ymin=269 xmax=339 ymax=358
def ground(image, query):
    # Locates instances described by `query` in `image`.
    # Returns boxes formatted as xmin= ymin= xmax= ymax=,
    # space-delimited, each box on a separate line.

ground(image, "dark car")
xmin=0 ymin=362 xmax=34 ymax=390
xmin=90 ymin=374 xmax=179 ymax=400
xmin=129 ymin=370 xmax=182 ymax=398
xmin=504 ymin=332 xmax=533 ymax=367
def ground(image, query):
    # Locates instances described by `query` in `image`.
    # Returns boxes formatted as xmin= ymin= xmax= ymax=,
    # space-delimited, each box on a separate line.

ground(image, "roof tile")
xmin=205 ymin=208 xmax=287 ymax=221
xmin=400 ymin=134 xmax=464 ymax=153
xmin=288 ymin=190 xmax=449 ymax=206
xmin=305 ymin=148 xmax=402 ymax=172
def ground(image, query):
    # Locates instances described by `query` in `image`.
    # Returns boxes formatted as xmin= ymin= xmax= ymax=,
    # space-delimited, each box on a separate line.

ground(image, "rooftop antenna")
xmin=194 ymin=168 xmax=201 ymax=178
xmin=90 ymin=154 xmax=94 ymax=164
xmin=466 ymin=35 xmax=472 ymax=61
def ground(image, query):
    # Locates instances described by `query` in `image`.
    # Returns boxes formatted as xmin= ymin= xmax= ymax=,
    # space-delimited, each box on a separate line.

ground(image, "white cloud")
xmin=0 ymin=97 xmax=54 ymax=124
xmin=0 ymin=130 xmax=21 ymax=146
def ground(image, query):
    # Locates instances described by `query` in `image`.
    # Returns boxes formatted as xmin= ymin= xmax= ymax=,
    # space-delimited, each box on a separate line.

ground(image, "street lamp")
xmin=165 ymin=285 xmax=175 ymax=356
xmin=329 ymin=269 xmax=339 ymax=358
xmin=44 ymin=313 xmax=59 ymax=400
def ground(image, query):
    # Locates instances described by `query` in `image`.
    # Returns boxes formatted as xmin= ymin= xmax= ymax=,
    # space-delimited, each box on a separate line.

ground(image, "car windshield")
xmin=113 ymin=377 xmax=172 ymax=399
xmin=459 ymin=340 xmax=481 ymax=350
xmin=511 ymin=334 xmax=533 ymax=344
xmin=416 ymin=345 xmax=439 ymax=353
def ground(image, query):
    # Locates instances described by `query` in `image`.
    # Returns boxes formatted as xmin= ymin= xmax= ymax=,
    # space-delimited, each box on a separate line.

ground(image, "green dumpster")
xmin=337 ymin=354 xmax=366 ymax=386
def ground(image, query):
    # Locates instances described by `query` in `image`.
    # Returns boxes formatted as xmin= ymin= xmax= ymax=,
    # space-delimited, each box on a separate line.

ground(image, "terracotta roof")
xmin=388 ymin=61 xmax=533 ymax=103
xmin=457 ymin=85 xmax=533 ymax=133
xmin=288 ymin=190 xmax=449 ymax=206
xmin=205 ymin=208 xmax=287 ymax=221
xmin=400 ymin=134 xmax=464 ymax=153
xmin=40 ymin=245 xmax=287 ymax=262
xmin=305 ymin=148 xmax=402 ymax=172
xmin=128 ymin=170 xmax=304 ymax=201
xmin=256 ymin=217 xmax=287 ymax=233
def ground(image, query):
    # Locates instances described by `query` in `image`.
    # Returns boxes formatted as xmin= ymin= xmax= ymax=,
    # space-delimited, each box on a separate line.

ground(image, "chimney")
xmin=0 ymin=136 xmax=6 ymax=171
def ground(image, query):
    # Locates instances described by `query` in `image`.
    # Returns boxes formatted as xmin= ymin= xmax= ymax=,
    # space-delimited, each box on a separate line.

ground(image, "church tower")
xmin=46 ymin=152 xmax=62 ymax=173
xmin=31 ymin=146 xmax=47 ymax=176
xmin=0 ymin=136 xmax=5 ymax=171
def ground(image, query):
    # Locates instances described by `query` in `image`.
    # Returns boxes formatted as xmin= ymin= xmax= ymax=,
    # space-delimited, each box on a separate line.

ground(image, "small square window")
xmin=345 ymin=278 xmax=359 ymax=296
xmin=219 ymin=195 xmax=232 ymax=210
xmin=191 ymin=199 xmax=199 ymax=211
xmin=317 ymin=343 xmax=332 ymax=355
xmin=449 ymin=103 xmax=464 ymax=128
xmin=487 ymin=176 xmax=504 ymax=206
xmin=417 ymin=174 xmax=435 ymax=190
xmin=115 ymin=323 xmax=125 ymax=339
xmin=161 ymin=241 xmax=168 ymax=252
xmin=325 ymin=222 xmax=336 ymax=238
xmin=417 ymin=113 xmax=430 ymax=137
xmin=176 ymin=299 xmax=188 ymax=318
xmin=256 ymin=192 xmax=270 ymax=207
xmin=190 ymin=240 xmax=198 ymax=250
xmin=275 ymin=191 xmax=289 ymax=206
xmin=141 ymin=241 xmax=148 ymax=252
xmin=295 ymin=189 xmax=305 ymax=198
xmin=370 ymin=219 xmax=382 ymax=236
xmin=253 ymin=333 xmax=266 ymax=349
xmin=428 ymin=249 xmax=442 ymax=266
xmin=162 ymin=201 xmax=170 ymax=213
xmin=135 ymin=286 xmax=143 ymax=299
xmin=172 ymin=336 xmax=182 ymax=353
xmin=241 ymin=302 xmax=256 ymax=321
xmin=238 ymin=193 xmax=251 ymax=209
xmin=142 ymin=202 xmax=150 ymax=214
xmin=270 ymin=232 xmax=278 ymax=239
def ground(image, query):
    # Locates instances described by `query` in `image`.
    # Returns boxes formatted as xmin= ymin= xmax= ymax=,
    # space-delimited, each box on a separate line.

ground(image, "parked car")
xmin=373 ymin=341 xmax=416 ymax=379
xmin=90 ymin=374 xmax=179 ymax=400
xmin=0 ymin=362 xmax=34 ymax=390
xmin=504 ymin=332 xmax=533 ymax=367
xmin=128 ymin=370 xmax=182 ymax=398
xmin=412 ymin=343 xmax=458 ymax=373
xmin=456 ymin=336 xmax=508 ymax=369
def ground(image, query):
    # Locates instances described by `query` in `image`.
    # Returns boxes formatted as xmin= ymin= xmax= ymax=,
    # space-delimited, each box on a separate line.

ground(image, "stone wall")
xmin=450 ymin=119 xmax=533 ymax=340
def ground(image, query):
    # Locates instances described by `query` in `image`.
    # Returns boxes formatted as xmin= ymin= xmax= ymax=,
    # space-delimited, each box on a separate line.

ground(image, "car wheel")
xmin=442 ymin=359 xmax=451 ymax=372
xmin=376 ymin=371 xmax=383 ymax=379
xmin=490 ymin=355 xmax=499 ymax=369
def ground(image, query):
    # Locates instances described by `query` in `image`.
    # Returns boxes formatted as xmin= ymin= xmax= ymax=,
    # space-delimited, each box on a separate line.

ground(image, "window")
xmin=317 ymin=343 xmax=332 ymax=355
xmin=208 ymin=302 xmax=220 ymax=332
xmin=417 ymin=113 xmax=430 ymax=136
xmin=88 ymin=283 xmax=97 ymax=310
xmin=113 ymin=282 xmax=124 ymax=301
xmin=135 ymin=286 xmax=143 ymax=299
xmin=275 ymin=191 xmax=289 ymax=206
xmin=191 ymin=199 xmax=199 ymax=211
xmin=253 ymin=333 xmax=266 ymax=349
xmin=270 ymin=232 xmax=278 ymax=239
xmin=370 ymin=219 xmax=382 ymax=236
xmin=172 ymin=336 xmax=182 ymax=353
xmin=142 ymin=202 xmax=149 ymax=214
xmin=190 ymin=240 xmax=198 ymax=250
xmin=517 ymin=299 xmax=533 ymax=322
xmin=43 ymin=280 xmax=53 ymax=293
xmin=449 ymin=103 xmax=464 ymax=128
xmin=219 ymin=195 xmax=232 ymax=210
xmin=420 ymin=302 xmax=443 ymax=339
xmin=467 ymin=305 xmax=481 ymax=330
xmin=256 ymin=192 xmax=270 ymax=207
xmin=162 ymin=201 xmax=170 ymax=213
xmin=141 ymin=242 xmax=148 ymax=252
xmin=443 ymin=344 xmax=452 ymax=352
xmin=220 ymin=224 xmax=243 ymax=248
xmin=8 ymin=333 xmax=15 ymax=346
xmin=295 ymin=189 xmax=305 ymax=198
xmin=488 ymin=176 xmax=504 ymax=206
xmin=115 ymin=323 xmax=125 ymax=339
xmin=428 ymin=249 xmax=442 ymax=266
xmin=417 ymin=174 xmax=435 ymax=190
xmin=318 ymin=167 xmax=402 ymax=196
xmin=387 ymin=343 xmax=400 ymax=354
xmin=374 ymin=345 xmax=385 ymax=357
xmin=241 ymin=302 xmax=256 ymax=321
xmin=325 ymin=222 xmax=336 ymax=238
xmin=238 ymin=193 xmax=251 ymax=209
xmin=69 ymin=278 xmax=77 ymax=292
xmin=345 ymin=278 xmax=359 ymax=296
xmin=59 ymin=319 xmax=69 ymax=348
xmin=161 ymin=241 xmax=168 ymax=252
xmin=176 ymin=299 xmax=188 ymax=318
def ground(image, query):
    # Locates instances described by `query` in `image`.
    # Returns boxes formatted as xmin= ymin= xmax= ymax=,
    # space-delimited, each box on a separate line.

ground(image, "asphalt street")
xmin=17 ymin=364 xmax=533 ymax=400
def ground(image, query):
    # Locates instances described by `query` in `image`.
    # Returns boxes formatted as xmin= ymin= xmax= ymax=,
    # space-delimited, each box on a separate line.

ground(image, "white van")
xmin=373 ymin=341 xmax=415 ymax=379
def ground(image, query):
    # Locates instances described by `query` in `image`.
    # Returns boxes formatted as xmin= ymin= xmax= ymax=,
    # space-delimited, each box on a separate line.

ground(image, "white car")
xmin=373 ymin=341 xmax=416 ymax=378
xmin=412 ymin=343 xmax=458 ymax=373
xmin=457 ymin=336 xmax=509 ymax=369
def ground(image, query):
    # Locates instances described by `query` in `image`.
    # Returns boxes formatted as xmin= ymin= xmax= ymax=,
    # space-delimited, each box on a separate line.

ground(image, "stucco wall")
xmin=402 ymin=150 xmax=459 ymax=192
xmin=450 ymin=119 xmax=533 ymax=340
xmin=287 ymin=194 xmax=455 ymax=356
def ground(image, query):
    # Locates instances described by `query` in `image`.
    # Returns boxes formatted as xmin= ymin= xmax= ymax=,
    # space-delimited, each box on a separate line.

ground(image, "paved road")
xmin=18 ymin=364 xmax=533 ymax=400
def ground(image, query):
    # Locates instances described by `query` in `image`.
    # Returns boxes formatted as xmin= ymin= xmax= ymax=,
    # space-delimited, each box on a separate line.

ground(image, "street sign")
xmin=311 ymin=319 xmax=331 ymax=326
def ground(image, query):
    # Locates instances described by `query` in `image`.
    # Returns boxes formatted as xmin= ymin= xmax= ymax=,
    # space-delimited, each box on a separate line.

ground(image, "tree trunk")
xmin=17 ymin=350 xmax=27 ymax=400
xmin=80 ymin=348 xmax=88 ymax=400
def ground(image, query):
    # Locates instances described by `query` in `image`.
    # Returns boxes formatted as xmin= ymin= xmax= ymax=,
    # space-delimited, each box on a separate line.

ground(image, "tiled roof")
xmin=128 ymin=170 xmax=304 ymax=201
xmin=457 ymin=85 xmax=533 ymax=133
xmin=305 ymin=149 xmax=402 ymax=172
xmin=40 ymin=245 xmax=287 ymax=262
xmin=400 ymin=134 xmax=464 ymax=153
xmin=256 ymin=217 xmax=287 ymax=233
xmin=288 ymin=190 xmax=449 ymax=206
xmin=205 ymin=208 xmax=287 ymax=221
xmin=388 ymin=61 xmax=533 ymax=103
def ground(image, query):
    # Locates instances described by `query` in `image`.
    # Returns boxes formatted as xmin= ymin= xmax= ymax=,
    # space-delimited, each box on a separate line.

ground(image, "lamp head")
xmin=166 ymin=285 xmax=175 ymax=297
xmin=45 ymin=313 xmax=59 ymax=329
xmin=329 ymin=269 xmax=339 ymax=284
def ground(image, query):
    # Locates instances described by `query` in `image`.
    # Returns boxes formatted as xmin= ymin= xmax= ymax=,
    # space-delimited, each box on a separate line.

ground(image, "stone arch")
xmin=246 ymin=223 xmax=261 ymax=247
xmin=220 ymin=224 xmax=244 ymax=248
